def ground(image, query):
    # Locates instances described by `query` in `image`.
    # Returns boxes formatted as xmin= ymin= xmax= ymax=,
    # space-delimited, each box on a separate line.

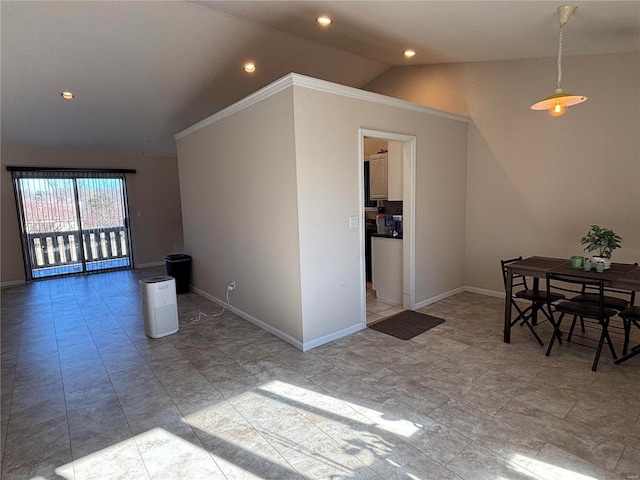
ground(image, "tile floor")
xmin=2 ymin=266 xmax=640 ymax=480
xmin=365 ymin=283 xmax=404 ymax=325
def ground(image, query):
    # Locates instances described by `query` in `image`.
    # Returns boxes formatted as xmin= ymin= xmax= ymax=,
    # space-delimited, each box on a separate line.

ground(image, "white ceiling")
xmin=2 ymin=1 xmax=639 ymax=157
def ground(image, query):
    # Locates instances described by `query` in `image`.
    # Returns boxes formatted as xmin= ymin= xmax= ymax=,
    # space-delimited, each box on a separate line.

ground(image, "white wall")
xmin=365 ymin=52 xmax=640 ymax=294
xmin=291 ymin=83 xmax=468 ymax=346
xmin=176 ymin=75 xmax=468 ymax=350
xmin=176 ymin=88 xmax=305 ymax=345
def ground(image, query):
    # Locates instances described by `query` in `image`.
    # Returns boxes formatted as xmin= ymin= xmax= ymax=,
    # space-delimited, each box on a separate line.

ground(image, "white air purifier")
xmin=140 ymin=275 xmax=179 ymax=338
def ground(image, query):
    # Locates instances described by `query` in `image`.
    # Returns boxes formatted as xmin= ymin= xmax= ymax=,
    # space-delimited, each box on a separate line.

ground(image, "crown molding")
xmin=289 ymin=73 xmax=469 ymax=123
xmin=174 ymin=73 xmax=469 ymax=140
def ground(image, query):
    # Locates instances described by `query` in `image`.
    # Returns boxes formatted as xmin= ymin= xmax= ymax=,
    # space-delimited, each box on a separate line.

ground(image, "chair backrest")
xmin=546 ymin=272 xmax=606 ymax=317
xmin=580 ymin=262 xmax=637 ymax=307
xmin=500 ymin=257 xmax=529 ymax=292
xmin=580 ymin=283 xmax=635 ymax=307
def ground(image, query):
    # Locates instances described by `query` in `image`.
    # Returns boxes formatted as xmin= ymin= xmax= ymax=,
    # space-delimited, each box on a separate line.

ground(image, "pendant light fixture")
xmin=531 ymin=5 xmax=587 ymax=116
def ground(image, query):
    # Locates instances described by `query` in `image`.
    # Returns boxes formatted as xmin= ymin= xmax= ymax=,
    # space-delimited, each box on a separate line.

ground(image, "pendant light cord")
xmin=556 ymin=24 xmax=564 ymax=90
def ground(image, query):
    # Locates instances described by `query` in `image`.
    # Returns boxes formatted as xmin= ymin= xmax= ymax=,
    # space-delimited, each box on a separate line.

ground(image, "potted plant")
xmin=580 ymin=225 xmax=621 ymax=269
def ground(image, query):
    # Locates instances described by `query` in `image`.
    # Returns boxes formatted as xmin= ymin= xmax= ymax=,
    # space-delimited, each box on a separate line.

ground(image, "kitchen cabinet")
xmin=368 ymin=154 xmax=387 ymax=199
xmin=371 ymin=236 xmax=403 ymax=305
xmin=366 ymin=143 xmax=403 ymax=201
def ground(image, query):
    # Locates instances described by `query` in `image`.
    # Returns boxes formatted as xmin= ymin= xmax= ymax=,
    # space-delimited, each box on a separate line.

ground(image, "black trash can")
xmin=164 ymin=254 xmax=192 ymax=294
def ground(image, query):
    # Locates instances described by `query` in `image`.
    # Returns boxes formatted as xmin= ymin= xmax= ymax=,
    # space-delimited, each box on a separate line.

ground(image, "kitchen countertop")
xmin=371 ymin=232 xmax=403 ymax=239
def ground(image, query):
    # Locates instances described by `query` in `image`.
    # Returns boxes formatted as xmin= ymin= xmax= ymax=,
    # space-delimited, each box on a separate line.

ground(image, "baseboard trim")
xmin=136 ymin=261 xmax=165 ymax=268
xmin=190 ymin=287 xmax=365 ymax=351
xmin=413 ymin=285 xmax=505 ymax=309
xmin=465 ymin=286 xmax=504 ymax=298
xmin=414 ymin=286 xmax=466 ymax=310
xmin=1 ymin=279 xmax=26 ymax=288
xmin=301 ymin=323 xmax=364 ymax=352
xmin=191 ymin=284 xmax=506 ymax=351
xmin=191 ymin=286 xmax=304 ymax=351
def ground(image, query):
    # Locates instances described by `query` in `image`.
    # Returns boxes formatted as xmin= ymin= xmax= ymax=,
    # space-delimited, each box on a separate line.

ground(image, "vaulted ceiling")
xmin=2 ymin=1 xmax=639 ymax=157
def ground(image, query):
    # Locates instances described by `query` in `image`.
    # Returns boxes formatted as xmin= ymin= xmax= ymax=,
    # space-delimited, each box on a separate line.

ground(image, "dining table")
xmin=503 ymin=256 xmax=640 ymax=343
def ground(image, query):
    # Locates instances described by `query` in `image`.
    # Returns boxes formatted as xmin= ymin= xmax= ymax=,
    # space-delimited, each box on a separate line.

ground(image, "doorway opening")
xmin=10 ymin=169 xmax=134 ymax=280
xmin=359 ymin=130 xmax=416 ymax=327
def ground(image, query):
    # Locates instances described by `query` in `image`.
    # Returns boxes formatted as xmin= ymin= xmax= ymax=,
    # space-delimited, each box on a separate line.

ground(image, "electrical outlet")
xmin=227 ymin=281 xmax=235 ymax=291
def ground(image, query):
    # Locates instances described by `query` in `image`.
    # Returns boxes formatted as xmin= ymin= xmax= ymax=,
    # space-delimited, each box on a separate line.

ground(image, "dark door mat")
xmin=369 ymin=310 xmax=445 ymax=340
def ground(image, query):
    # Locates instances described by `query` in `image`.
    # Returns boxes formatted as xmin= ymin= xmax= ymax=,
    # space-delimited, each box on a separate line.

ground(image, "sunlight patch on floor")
xmin=261 ymin=380 xmax=422 ymax=438
xmin=509 ymin=453 xmax=598 ymax=480
xmin=55 ymin=429 xmax=222 ymax=479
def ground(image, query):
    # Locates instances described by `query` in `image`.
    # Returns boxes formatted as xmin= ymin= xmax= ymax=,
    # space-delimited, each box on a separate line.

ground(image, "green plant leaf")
xmin=581 ymin=225 xmax=622 ymax=259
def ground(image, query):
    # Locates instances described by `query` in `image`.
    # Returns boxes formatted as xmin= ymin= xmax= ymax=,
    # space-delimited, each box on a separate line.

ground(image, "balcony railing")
xmin=27 ymin=226 xmax=129 ymax=275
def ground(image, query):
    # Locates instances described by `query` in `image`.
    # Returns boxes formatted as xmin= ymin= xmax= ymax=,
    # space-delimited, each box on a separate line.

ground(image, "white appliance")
xmin=140 ymin=276 xmax=179 ymax=338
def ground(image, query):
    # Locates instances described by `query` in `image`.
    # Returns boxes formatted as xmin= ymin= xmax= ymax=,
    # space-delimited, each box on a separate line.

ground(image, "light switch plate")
xmin=349 ymin=216 xmax=358 ymax=229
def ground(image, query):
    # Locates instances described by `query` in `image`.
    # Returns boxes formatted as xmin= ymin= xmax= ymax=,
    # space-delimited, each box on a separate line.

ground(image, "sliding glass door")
xmin=12 ymin=170 xmax=133 ymax=280
xmin=76 ymin=177 xmax=131 ymax=273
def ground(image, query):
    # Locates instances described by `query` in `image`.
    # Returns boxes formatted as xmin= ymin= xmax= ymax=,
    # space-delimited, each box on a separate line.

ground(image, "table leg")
xmin=531 ymin=277 xmax=540 ymax=326
xmin=504 ymin=269 xmax=513 ymax=343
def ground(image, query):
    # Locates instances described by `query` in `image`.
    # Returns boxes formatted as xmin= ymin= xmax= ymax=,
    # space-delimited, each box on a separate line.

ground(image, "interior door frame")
xmin=359 ymin=129 xmax=417 ymax=327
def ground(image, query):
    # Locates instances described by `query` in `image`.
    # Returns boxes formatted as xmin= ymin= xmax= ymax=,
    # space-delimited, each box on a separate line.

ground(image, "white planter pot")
xmin=590 ymin=256 xmax=611 ymax=269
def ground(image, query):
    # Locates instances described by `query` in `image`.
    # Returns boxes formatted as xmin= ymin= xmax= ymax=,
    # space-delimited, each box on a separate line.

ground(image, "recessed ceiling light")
xmin=316 ymin=16 xmax=332 ymax=26
xmin=403 ymin=50 xmax=416 ymax=58
xmin=244 ymin=62 xmax=256 ymax=73
xmin=60 ymin=91 xmax=75 ymax=100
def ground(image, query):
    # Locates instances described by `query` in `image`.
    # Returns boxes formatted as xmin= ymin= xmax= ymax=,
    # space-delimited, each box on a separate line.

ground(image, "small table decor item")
xmin=580 ymin=225 xmax=621 ymax=270
xmin=570 ymin=256 xmax=584 ymax=268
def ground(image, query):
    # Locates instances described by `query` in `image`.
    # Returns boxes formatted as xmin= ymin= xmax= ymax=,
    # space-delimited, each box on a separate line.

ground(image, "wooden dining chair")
xmin=545 ymin=273 xmax=619 ymax=371
xmin=567 ymin=262 xmax=637 ymax=338
xmin=571 ymin=285 xmax=634 ymax=310
xmin=615 ymin=306 xmax=640 ymax=364
xmin=501 ymin=257 xmax=563 ymax=346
